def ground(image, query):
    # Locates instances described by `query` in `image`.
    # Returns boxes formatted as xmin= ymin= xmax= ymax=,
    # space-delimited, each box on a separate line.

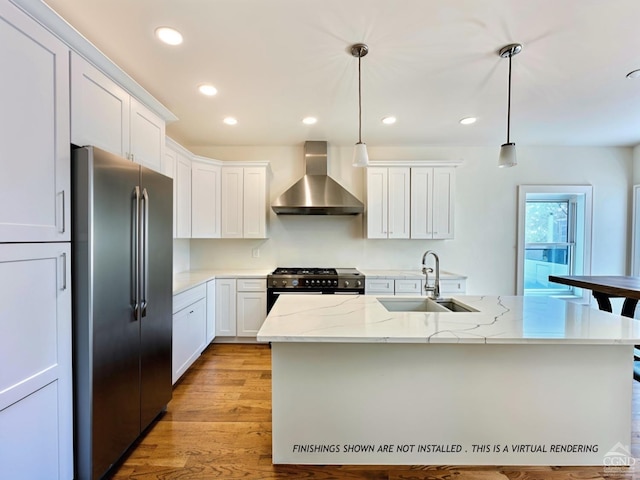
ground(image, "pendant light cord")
xmin=506 ymin=53 xmax=512 ymax=144
xmin=358 ymin=53 xmax=363 ymax=144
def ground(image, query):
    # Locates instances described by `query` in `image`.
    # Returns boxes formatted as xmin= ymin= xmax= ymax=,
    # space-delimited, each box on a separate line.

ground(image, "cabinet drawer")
xmin=365 ymin=279 xmax=394 ymax=294
xmin=237 ymin=278 xmax=266 ymax=292
xmin=173 ymin=283 xmax=207 ymax=313
xmin=395 ymin=279 xmax=422 ymax=295
xmin=439 ymin=279 xmax=466 ymax=294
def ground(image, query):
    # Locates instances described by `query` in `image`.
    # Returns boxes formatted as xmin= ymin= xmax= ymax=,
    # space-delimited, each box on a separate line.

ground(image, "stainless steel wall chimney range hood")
xmin=272 ymin=141 xmax=364 ymax=215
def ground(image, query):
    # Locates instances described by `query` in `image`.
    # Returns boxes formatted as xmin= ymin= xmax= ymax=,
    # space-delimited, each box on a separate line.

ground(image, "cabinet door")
xmin=70 ymin=52 xmax=130 ymax=158
xmin=243 ymin=167 xmax=267 ymax=238
xmin=192 ymin=162 xmax=221 ymax=238
xmin=410 ymin=167 xmax=433 ymax=239
xmin=432 ymin=167 xmax=455 ymax=239
xmin=175 ymin=153 xmax=192 ymax=238
xmin=365 ymin=278 xmax=394 ymax=294
xmin=388 ymin=168 xmax=410 ymax=239
xmin=164 ymin=147 xmax=177 ymax=237
xmin=206 ymin=280 xmax=216 ymax=344
xmin=130 ymin=98 xmax=165 ymax=173
xmin=395 ymin=279 xmax=422 ymax=296
xmin=221 ymin=167 xmax=244 ymax=238
xmin=237 ymin=291 xmax=267 ymax=336
xmin=0 ymin=2 xmax=70 ymax=242
xmin=172 ymin=298 xmax=206 ymax=384
xmin=0 ymin=243 xmax=72 ymax=480
xmin=366 ymin=168 xmax=388 ymax=238
xmin=215 ymin=279 xmax=237 ymax=336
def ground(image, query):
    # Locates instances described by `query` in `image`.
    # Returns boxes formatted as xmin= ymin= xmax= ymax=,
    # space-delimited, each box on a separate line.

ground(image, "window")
xmin=517 ymin=186 xmax=593 ymax=299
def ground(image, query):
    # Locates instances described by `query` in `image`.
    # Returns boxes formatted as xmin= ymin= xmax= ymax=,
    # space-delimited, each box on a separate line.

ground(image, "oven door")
xmin=266 ymin=288 xmax=363 ymax=313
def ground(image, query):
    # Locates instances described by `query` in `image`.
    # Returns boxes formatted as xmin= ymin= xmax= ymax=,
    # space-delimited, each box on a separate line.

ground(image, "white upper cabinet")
xmin=221 ymin=167 xmax=244 ymax=238
xmin=129 ymin=97 xmax=165 ymax=172
xmin=71 ymin=53 xmax=165 ymax=173
xmin=366 ymin=167 xmax=410 ymax=239
xmin=221 ymin=166 xmax=268 ymax=239
xmin=411 ymin=167 xmax=455 ymax=239
xmin=243 ymin=167 xmax=268 ymax=239
xmin=191 ymin=161 xmax=221 ymax=238
xmin=175 ymin=152 xmax=192 ymax=239
xmin=0 ymin=1 xmax=70 ymax=242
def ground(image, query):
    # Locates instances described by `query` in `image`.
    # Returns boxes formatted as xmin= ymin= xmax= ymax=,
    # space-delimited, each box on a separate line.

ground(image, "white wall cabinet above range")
xmin=0 ymin=1 xmax=70 ymax=243
xmin=221 ymin=166 xmax=269 ymax=239
xmin=71 ymin=53 xmax=165 ymax=173
xmin=411 ymin=167 xmax=455 ymax=239
xmin=366 ymin=167 xmax=410 ymax=239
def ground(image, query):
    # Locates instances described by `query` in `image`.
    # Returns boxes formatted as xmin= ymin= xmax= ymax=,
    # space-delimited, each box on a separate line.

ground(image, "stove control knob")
xmin=344 ymin=280 xmax=350 ymax=287
xmin=355 ymin=280 xmax=362 ymax=288
xmin=292 ymin=279 xmax=299 ymax=287
xmin=333 ymin=280 xmax=338 ymax=286
xmin=272 ymin=280 xmax=277 ymax=286
xmin=310 ymin=279 xmax=315 ymax=285
xmin=281 ymin=280 xmax=287 ymax=286
xmin=322 ymin=280 xmax=326 ymax=285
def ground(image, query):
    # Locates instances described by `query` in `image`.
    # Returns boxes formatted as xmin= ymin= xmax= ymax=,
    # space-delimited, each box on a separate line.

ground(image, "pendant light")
xmin=498 ymin=43 xmax=522 ymax=168
xmin=351 ymin=43 xmax=369 ymax=167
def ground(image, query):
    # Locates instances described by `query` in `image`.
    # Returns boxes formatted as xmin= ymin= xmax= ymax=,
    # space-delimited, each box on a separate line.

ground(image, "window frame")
xmin=516 ymin=185 xmax=593 ymax=302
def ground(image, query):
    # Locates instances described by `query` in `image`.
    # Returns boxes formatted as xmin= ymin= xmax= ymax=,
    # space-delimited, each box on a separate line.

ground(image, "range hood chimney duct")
xmin=271 ymin=141 xmax=364 ymax=215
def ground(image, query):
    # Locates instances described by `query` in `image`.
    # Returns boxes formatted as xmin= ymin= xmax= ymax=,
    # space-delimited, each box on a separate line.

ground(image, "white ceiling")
xmin=44 ymin=0 xmax=640 ymax=148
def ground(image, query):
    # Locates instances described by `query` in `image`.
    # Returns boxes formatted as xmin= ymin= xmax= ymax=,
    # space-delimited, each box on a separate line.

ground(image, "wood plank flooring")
xmin=111 ymin=344 xmax=640 ymax=479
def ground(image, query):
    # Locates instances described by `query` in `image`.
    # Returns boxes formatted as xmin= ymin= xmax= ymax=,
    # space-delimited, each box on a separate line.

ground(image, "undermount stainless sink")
xmin=377 ymin=297 xmax=476 ymax=313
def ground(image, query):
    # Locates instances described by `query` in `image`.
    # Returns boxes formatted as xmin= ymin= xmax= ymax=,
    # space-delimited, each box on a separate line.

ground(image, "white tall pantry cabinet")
xmin=0 ymin=1 xmax=72 ymax=478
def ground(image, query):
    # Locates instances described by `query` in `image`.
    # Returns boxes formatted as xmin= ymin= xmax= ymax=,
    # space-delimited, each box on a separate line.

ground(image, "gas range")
xmin=267 ymin=267 xmax=365 ymax=312
xmin=268 ymin=267 xmax=364 ymax=290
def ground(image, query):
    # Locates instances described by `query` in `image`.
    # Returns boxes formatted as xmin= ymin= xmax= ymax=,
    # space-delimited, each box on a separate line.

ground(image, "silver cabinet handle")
xmin=132 ymin=186 xmax=141 ymax=320
xmin=141 ymin=188 xmax=149 ymax=318
xmin=61 ymin=252 xmax=67 ymax=290
xmin=60 ymin=190 xmax=66 ymax=234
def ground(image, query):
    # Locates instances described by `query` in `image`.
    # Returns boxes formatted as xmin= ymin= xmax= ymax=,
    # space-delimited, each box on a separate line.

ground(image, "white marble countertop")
xmin=173 ymin=269 xmax=272 ymax=294
xmin=359 ymin=269 xmax=466 ymax=280
xmin=257 ymin=294 xmax=640 ymax=345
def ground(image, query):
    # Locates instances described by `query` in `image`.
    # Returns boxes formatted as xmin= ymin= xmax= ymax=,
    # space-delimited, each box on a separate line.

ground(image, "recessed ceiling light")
xmin=155 ymin=27 xmax=183 ymax=46
xmin=382 ymin=116 xmax=397 ymax=125
xmin=302 ymin=117 xmax=317 ymax=125
xmin=223 ymin=117 xmax=238 ymax=125
xmin=627 ymin=69 xmax=640 ymax=79
xmin=459 ymin=117 xmax=477 ymax=125
xmin=198 ymin=84 xmax=218 ymax=96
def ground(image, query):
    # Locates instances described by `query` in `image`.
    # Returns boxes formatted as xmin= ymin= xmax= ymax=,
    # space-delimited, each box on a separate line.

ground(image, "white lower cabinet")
xmin=215 ymin=278 xmax=266 ymax=339
xmin=365 ymin=276 xmax=466 ymax=296
xmin=206 ymin=280 xmax=216 ymax=344
xmin=0 ymin=243 xmax=72 ymax=480
xmin=172 ymin=284 xmax=207 ymax=384
xmin=236 ymin=279 xmax=267 ymax=336
xmin=215 ymin=278 xmax=237 ymax=336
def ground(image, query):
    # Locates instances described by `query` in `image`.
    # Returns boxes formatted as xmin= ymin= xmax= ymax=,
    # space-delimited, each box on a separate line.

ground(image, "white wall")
xmin=173 ymin=239 xmax=190 ymax=274
xmin=187 ymin=144 xmax=632 ymax=295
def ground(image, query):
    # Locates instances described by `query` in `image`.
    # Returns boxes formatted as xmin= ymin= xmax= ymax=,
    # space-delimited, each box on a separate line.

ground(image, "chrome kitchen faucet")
xmin=421 ymin=250 xmax=440 ymax=299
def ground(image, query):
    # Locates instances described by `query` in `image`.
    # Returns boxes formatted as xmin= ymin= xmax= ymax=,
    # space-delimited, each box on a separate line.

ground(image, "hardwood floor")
xmin=111 ymin=344 xmax=640 ymax=479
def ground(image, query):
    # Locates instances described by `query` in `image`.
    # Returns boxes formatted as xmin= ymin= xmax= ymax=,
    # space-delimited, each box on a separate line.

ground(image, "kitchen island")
xmin=257 ymin=294 xmax=640 ymax=466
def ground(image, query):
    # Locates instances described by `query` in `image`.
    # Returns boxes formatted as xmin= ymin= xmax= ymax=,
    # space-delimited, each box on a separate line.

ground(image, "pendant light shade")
xmin=498 ymin=43 xmax=522 ymax=168
xmin=351 ymin=43 xmax=369 ymax=167
xmin=498 ymin=142 xmax=517 ymax=168
xmin=353 ymin=142 xmax=369 ymax=167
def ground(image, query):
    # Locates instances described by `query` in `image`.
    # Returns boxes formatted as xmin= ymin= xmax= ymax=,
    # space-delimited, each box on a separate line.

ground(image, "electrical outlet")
xmin=252 ymin=248 xmax=260 ymax=258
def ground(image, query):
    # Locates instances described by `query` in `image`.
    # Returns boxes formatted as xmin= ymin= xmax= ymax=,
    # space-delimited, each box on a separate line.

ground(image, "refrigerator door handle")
xmin=133 ymin=186 xmax=141 ymax=320
xmin=141 ymin=187 xmax=150 ymax=317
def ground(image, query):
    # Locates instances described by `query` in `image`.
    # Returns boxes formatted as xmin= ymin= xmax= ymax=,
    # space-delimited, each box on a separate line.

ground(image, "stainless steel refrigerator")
xmin=71 ymin=146 xmax=173 ymax=480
